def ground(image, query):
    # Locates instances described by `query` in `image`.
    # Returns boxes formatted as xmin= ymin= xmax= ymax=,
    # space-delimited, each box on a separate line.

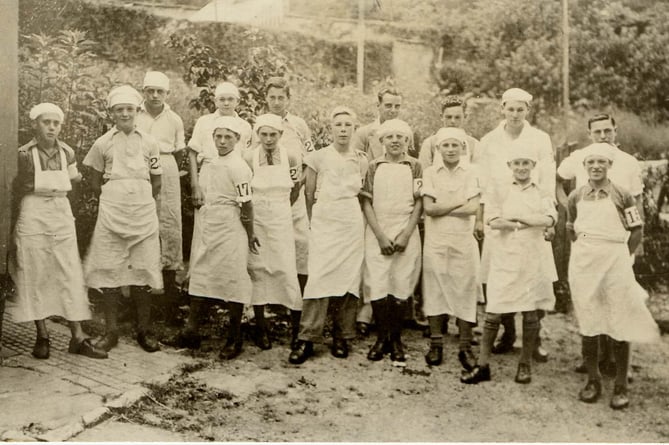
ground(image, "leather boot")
xmin=134 ymin=286 xmax=160 ymax=353
xmin=388 ymin=297 xmax=406 ymax=362
xmin=367 ymin=298 xmax=389 ymax=361
xmin=162 ymin=270 xmax=182 ymax=326
xmin=220 ymin=302 xmax=243 ymax=360
xmin=253 ymin=305 xmax=271 ymax=350
xmin=290 ymin=310 xmax=301 ymax=350
xmin=95 ymin=288 xmax=120 ymax=352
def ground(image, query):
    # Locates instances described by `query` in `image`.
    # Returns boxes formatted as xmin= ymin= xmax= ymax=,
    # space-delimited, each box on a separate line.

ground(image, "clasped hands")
xmin=377 ymin=231 xmax=410 ymax=256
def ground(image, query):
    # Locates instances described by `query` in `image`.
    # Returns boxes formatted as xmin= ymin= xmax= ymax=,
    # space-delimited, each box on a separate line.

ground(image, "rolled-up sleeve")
xmin=83 ymin=140 xmax=105 ymax=173
xmin=421 ymin=167 xmax=437 ymax=200
xmin=360 ymin=162 xmax=376 ymax=200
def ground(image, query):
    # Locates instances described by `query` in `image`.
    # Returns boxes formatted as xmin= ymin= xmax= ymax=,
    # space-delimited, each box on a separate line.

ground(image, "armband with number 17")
xmin=624 ymin=206 xmax=643 ymax=228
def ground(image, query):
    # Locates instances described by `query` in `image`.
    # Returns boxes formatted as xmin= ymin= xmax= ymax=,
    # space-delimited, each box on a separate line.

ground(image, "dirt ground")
xmin=107 ymin=292 xmax=669 ymax=443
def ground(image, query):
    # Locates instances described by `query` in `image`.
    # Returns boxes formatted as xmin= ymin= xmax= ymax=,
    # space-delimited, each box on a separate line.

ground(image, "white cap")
xmin=582 ymin=142 xmax=615 ymax=162
xmin=434 ymin=127 xmax=468 ymax=146
xmin=107 ymin=85 xmax=143 ymax=108
xmin=254 ymin=113 xmax=283 ymax=133
xmin=214 ymin=82 xmax=240 ymax=99
xmin=143 ymin=71 xmax=170 ymax=90
xmin=329 ymin=106 xmax=357 ymax=122
xmin=212 ymin=116 xmax=242 ymax=136
xmin=507 ymin=142 xmax=538 ymax=163
xmin=377 ymin=119 xmax=412 ymax=141
xmin=502 ymin=88 xmax=533 ymax=105
xmin=29 ymin=103 xmax=64 ymax=121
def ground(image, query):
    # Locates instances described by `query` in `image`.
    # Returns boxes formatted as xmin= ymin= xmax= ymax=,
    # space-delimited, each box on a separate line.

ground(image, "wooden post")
xmin=561 ymin=0 xmax=570 ymax=143
xmin=0 ymin=0 xmax=18 ymax=275
xmin=356 ymin=0 xmax=365 ymax=92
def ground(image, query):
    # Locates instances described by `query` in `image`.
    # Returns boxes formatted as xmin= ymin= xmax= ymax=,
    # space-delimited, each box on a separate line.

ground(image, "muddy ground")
xmin=98 ymin=290 xmax=669 ymax=443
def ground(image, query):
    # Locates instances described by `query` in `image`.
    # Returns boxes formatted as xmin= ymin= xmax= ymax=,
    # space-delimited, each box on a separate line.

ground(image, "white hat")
xmin=107 ymin=85 xmax=143 ymax=108
xmin=212 ymin=116 xmax=242 ymax=136
xmin=143 ymin=71 xmax=170 ymax=90
xmin=377 ymin=119 xmax=412 ymax=141
xmin=329 ymin=106 xmax=357 ymax=122
xmin=254 ymin=113 xmax=283 ymax=133
xmin=502 ymin=88 xmax=533 ymax=104
xmin=507 ymin=142 xmax=538 ymax=163
xmin=29 ymin=103 xmax=64 ymax=121
xmin=214 ymin=82 xmax=240 ymax=99
xmin=434 ymin=127 xmax=468 ymax=146
xmin=582 ymin=142 xmax=615 ymax=162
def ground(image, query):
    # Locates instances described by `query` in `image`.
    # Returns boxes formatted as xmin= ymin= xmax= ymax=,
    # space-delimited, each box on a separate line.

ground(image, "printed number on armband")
xmin=149 ymin=157 xmax=159 ymax=170
xmin=236 ymin=182 xmax=250 ymax=198
xmin=289 ymin=167 xmax=299 ymax=181
xmin=304 ymin=140 xmax=314 ymax=152
xmin=624 ymin=206 xmax=643 ymax=227
xmin=413 ymin=178 xmax=423 ymax=194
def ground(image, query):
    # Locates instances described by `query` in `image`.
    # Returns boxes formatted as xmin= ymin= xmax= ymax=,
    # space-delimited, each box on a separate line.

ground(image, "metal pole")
xmin=561 ymin=0 xmax=570 ymax=140
xmin=356 ymin=0 xmax=365 ymax=92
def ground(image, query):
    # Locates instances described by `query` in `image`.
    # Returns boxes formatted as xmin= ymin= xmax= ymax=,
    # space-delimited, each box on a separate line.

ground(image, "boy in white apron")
xmin=421 ymin=128 xmax=482 ymax=369
xmin=83 ymin=86 xmax=163 ymax=353
xmin=288 ymin=107 xmax=369 ymax=364
xmin=9 ymin=103 xmax=107 ymax=360
xmin=462 ymin=144 xmax=557 ymax=385
xmin=567 ymin=143 xmax=659 ymax=409
xmin=361 ymin=119 xmax=422 ymax=363
xmin=263 ymin=77 xmax=312 ymax=300
xmin=181 ymin=116 xmax=259 ymax=360
xmin=137 ymin=71 xmax=186 ymax=324
xmin=244 ymin=114 xmax=302 ymax=351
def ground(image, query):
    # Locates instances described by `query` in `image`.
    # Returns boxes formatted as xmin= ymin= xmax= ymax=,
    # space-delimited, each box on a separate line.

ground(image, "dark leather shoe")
xmin=460 ymin=364 xmax=491 ymax=384
xmin=491 ymin=338 xmax=515 ymax=354
xmin=356 ymin=322 xmax=370 ymax=337
xmin=94 ymin=332 xmax=119 ymax=352
xmin=288 ymin=340 xmax=313 ymax=364
xmin=219 ymin=338 xmax=242 ymax=360
xmin=254 ymin=328 xmax=272 ymax=350
xmin=176 ymin=328 xmax=202 ymax=349
xmin=137 ymin=332 xmax=160 ymax=353
xmin=68 ymin=338 xmax=108 ymax=359
xmin=331 ymin=338 xmax=349 ymax=358
xmin=425 ymin=345 xmax=443 ymax=366
xmin=578 ymin=380 xmax=602 ymax=403
xmin=32 ymin=337 xmax=50 ymax=359
xmin=533 ymin=346 xmax=549 ymax=363
xmin=515 ymin=362 xmax=532 ymax=384
xmin=610 ymin=385 xmax=629 ymax=410
xmin=367 ymin=338 xmax=386 ymax=361
xmin=458 ymin=349 xmax=476 ymax=371
xmin=389 ymin=338 xmax=405 ymax=362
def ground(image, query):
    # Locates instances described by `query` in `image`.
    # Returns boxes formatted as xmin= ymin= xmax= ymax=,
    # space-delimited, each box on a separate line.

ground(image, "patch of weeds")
xmin=401 ymin=367 xmax=432 ymax=377
xmin=296 ymin=376 xmax=316 ymax=387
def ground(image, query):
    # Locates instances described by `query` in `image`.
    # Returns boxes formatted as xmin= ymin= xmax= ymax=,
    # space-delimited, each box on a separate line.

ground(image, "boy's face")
xmin=34 ymin=113 xmax=62 ymax=143
xmin=110 ymin=104 xmax=137 ymax=130
xmin=589 ymin=119 xmax=616 ymax=144
xmin=378 ymin=93 xmax=402 ymax=122
xmin=381 ymin=132 xmax=408 ymax=157
xmin=266 ymin=87 xmax=289 ymax=116
xmin=441 ymin=106 xmax=465 ymax=129
xmin=143 ymin=87 xmax=168 ymax=108
xmin=330 ymin=113 xmax=355 ymax=144
xmin=438 ymin=139 xmax=462 ymax=166
xmin=215 ymin=94 xmax=239 ymax=116
xmin=213 ymin=128 xmax=239 ymax=156
xmin=258 ymin=126 xmax=281 ymax=151
xmin=584 ymin=155 xmax=611 ymax=181
xmin=501 ymin=100 xmax=529 ymax=128
xmin=508 ymin=158 xmax=535 ymax=182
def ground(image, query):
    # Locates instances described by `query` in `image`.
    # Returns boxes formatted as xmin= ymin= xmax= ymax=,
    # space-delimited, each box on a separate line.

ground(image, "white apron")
xmin=156 ymin=153 xmax=183 ymax=271
xmin=248 ymin=147 xmax=301 ymax=310
xmin=10 ymin=148 xmax=91 ymax=322
xmin=363 ymin=163 xmax=421 ymax=302
xmin=188 ymin=159 xmax=252 ymax=304
xmin=422 ymin=171 xmax=481 ymax=321
xmin=486 ymin=188 xmax=557 ymax=314
xmin=304 ymin=152 xmax=364 ymax=300
xmin=84 ymin=139 xmax=162 ymax=290
xmin=569 ymin=196 xmax=659 ymax=343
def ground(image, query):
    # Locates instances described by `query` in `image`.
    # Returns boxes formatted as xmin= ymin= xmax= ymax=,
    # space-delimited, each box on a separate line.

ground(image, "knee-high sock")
xmin=612 ymin=339 xmax=630 ymax=388
xmin=519 ymin=310 xmax=539 ymax=365
xmin=582 ymin=335 xmax=601 ymax=382
xmin=479 ymin=313 xmax=501 ymax=366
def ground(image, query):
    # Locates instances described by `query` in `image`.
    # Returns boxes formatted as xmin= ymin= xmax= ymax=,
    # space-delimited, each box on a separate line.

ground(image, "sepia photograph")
xmin=0 ymin=0 xmax=668 ymax=442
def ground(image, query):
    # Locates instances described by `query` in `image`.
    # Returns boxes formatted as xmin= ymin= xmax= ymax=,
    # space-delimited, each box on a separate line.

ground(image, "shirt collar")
xmin=433 ymin=151 xmax=467 ymax=172
xmin=512 ymin=180 xmax=537 ymax=190
xmin=27 ymin=138 xmax=67 ymax=156
xmin=140 ymin=102 xmax=170 ymax=116
xmin=111 ymin=126 xmax=141 ymax=136
xmin=376 ymin=154 xmax=412 ymax=165
xmin=586 ymin=179 xmax=612 ymax=196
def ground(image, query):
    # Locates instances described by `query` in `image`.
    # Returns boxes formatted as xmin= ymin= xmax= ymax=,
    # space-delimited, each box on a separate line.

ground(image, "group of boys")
xmin=9 ymin=74 xmax=660 ymax=409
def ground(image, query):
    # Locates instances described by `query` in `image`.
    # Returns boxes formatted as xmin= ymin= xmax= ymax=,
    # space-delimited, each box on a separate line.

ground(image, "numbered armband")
xmin=623 ymin=206 xmax=643 ymax=228
xmin=148 ymin=155 xmax=162 ymax=174
xmin=413 ymin=178 xmax=423 ymax=198
xmin=304 ymin=139 xmax=314 ymax=153
xmin=289 ymin=166 xmax=300 ymax=182
xmin=235 ymin=181 xmax=252 ymax=203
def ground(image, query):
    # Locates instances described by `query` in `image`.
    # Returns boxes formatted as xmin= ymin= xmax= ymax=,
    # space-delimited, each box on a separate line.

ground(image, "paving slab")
xmin=72 ymin=420 xmax=195 ymax=442
xmin=0 ymin=310 xmax=193 ymax=439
